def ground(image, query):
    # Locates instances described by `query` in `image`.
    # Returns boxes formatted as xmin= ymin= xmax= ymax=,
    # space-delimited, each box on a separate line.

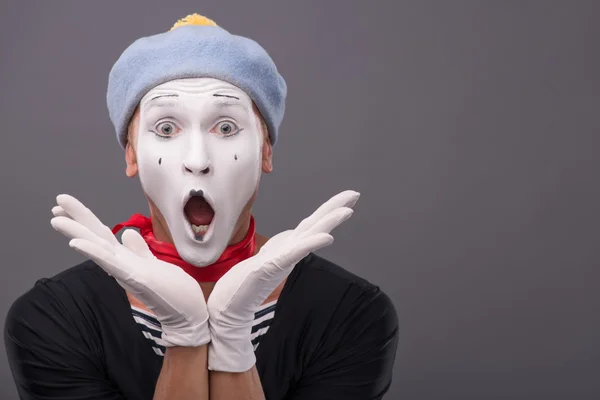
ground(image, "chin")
xmin=181 ymin=253 xmax=220 ymax=267
xmin=172 ymin=223 xmax=231 ymax=267
xmin=177 ymin=242 xmax=224 ymax=267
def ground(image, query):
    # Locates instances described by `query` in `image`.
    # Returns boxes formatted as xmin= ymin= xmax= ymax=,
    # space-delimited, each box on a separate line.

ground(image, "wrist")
xmin=164 ymin=344 xmax=208 ymax=359
xmin=156 ymin=345 xmax=209 ymax=400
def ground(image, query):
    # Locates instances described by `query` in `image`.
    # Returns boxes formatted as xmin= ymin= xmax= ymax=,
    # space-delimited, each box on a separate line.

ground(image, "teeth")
xmin=191 ymin=224 xmax=209 ymax=235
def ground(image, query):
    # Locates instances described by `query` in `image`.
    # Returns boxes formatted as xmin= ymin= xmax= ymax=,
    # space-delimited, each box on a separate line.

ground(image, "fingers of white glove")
xmin=300 ymin=207 xmax=354 ymax=238
xmin=121 ymin=229 xmax=155 ymax=259
xmin=208 ymin=234 xmax=333 ymax=326
xmin=294 ymin=190 xmax=360 ymax=234
xmin=340 ymin=190 xmax=361 ymax=208
xmin=267 ymin=233 xmax=334 ymax=272
xmin=68 ymin=238 xmax=133 ymax=281
xmin=51 ymin=216 xmax=114 ymax=254
xmin=51 ymin=206 xmax=71 ymax=218
xmin=56 ymin=194 xmax=119 ymax=246
xmin=247 ymin=234 xmax=334 ymax=299
xmin=257 ymin=229 xmax=294 ymax=254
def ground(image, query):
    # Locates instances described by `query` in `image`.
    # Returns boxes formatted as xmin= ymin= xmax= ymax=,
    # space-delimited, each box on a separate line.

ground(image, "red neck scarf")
xmin=112 ymin=215 xmax=256 ymax=283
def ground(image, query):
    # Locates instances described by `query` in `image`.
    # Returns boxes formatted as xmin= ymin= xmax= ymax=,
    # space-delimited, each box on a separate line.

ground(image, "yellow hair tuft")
xmin=170 ymin=13 xmax=218 ymax=31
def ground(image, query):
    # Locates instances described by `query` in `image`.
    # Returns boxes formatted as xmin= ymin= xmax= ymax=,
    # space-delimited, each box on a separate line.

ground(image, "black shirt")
xmin=4 ymin=253 xmax=399 ymax=400
xmin=130 ymin=294 xmax=278 ymax=356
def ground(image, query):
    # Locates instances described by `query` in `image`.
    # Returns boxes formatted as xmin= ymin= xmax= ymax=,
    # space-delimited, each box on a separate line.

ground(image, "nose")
xmin=183 ymin=135 xmax=212 ymax=175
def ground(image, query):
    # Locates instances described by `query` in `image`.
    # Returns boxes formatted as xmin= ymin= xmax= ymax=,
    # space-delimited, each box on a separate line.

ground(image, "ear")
xmin=262 ymin=136 xmax=273 ymax=173
xmin=125 ymin=107 xmax=141 ymax=178
xmin=125 ymin=140 xmax=138 ymax=178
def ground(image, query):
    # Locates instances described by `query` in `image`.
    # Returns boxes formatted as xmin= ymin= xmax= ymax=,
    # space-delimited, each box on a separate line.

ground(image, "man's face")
xmin=126 ymin=77 xmax=270 ymax=267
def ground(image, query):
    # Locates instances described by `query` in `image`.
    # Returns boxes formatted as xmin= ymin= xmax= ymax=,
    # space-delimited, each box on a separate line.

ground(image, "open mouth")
xmin=183 ymin=189 xmax=215 ymax=242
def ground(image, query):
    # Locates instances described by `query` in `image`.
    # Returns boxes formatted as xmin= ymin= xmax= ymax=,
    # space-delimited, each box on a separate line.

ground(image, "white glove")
xmin=206 ymin=190 xmax=360 ymax=372
xmin=50 ymin=194 xmax=210 ymax=348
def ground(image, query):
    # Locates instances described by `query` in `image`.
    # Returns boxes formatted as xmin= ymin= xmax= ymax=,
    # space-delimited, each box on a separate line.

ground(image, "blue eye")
xmin=220 ymin=122 xmax=233 ymax=134
xmin=214 ymin=121 xmax=240 ymax=137
xmin=156 ymin=122 xmax=176 ymax=136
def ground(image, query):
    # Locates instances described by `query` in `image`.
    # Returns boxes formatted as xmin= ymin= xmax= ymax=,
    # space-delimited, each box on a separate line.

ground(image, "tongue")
xmin=184 ymin=196 xmax=215 ymax=226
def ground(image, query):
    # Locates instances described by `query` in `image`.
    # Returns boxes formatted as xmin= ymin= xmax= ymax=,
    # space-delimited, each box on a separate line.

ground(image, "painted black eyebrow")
xmin=213 ymin=94 xmax=240 ymax=100
xmin=150 ymin=94 xmax=179 ymax=101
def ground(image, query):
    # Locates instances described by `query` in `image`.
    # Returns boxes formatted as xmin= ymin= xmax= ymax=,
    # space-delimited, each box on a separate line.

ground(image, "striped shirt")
xmin=131 ymin=300 xmax=278 ymax=357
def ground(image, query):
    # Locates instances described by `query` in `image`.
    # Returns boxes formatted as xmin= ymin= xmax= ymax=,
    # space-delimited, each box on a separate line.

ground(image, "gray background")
xmin=1 ymin=0 xmax=599 ymax=399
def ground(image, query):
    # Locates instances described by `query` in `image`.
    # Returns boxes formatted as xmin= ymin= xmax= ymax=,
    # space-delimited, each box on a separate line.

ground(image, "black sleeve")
xmin=4 ymin=280 xmax=125 ymax=400
xmin=287 ymin=285 xmax=399 ymax=400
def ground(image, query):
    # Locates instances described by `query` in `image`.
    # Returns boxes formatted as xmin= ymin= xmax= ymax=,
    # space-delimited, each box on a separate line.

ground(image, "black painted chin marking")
xmin=158 ymin=158 xmax=162 ymax=165
xmin=234 ymin=154 xmax=238 ymax=161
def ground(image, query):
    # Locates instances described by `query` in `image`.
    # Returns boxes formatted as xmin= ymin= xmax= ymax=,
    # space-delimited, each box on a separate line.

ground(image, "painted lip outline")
xmin=181 ymin=188 xmax=216 ymax=243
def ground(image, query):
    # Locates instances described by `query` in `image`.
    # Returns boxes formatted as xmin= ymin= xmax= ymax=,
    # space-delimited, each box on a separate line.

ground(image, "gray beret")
xmin=107 ymin=23 xmax=287 ymax=148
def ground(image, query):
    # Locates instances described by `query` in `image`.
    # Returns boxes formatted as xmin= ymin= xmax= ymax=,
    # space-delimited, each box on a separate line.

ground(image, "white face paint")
xmin=136 ymin=78 xmax=263 ymax=267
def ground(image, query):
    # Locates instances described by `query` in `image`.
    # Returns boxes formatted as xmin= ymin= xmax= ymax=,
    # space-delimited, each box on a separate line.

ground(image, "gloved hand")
xmin=206 ymin=190 xmax=360 ymax=372
xmin=50 ymin=194 xmax=210 ymax=348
